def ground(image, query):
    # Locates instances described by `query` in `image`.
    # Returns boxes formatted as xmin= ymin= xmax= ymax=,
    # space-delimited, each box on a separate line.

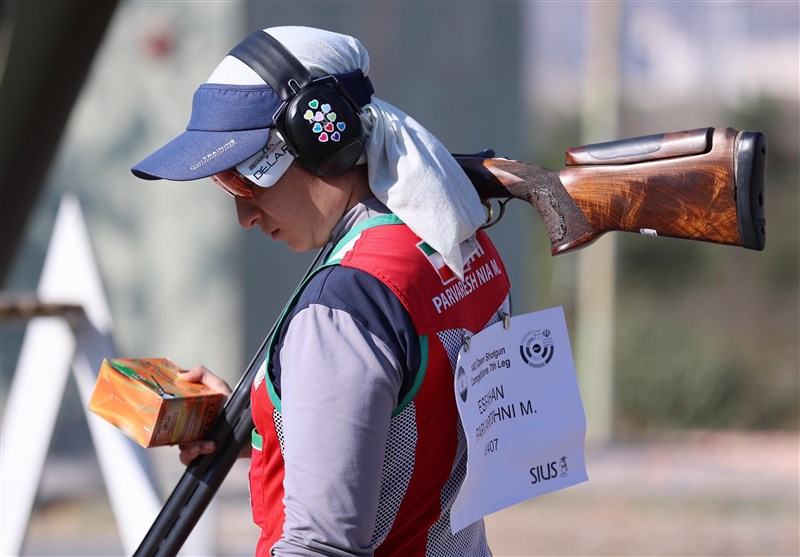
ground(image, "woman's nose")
xmin=234 ymin=197 xmax=259 ymax=229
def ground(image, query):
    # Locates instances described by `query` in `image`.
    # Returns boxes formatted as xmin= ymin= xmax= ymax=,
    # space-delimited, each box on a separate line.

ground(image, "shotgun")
xmin=134 ymin=126 xmax=766 ymax=557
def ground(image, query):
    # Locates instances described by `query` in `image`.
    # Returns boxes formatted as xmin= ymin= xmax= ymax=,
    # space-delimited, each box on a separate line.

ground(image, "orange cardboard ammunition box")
xmin=89 ymin=358 xmax=224 ymax=448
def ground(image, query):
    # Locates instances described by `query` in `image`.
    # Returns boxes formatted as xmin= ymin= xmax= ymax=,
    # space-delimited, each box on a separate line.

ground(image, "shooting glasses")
xmin=210 ymin=170 xmax=256 ymax=199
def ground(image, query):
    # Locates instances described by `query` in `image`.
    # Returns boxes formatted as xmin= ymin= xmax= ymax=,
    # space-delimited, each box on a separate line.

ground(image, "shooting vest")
xmin=249 ymin=216 xmax=510 ymax=556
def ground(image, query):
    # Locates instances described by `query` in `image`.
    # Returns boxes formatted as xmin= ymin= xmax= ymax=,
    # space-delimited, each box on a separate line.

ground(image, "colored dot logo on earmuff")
xmin=305 ymin=98 xmax=341 ymax=142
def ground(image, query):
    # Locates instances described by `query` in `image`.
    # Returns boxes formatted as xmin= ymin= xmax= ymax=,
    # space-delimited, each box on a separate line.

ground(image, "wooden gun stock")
xmin=456 ymin=127 xmax=767 ymax=254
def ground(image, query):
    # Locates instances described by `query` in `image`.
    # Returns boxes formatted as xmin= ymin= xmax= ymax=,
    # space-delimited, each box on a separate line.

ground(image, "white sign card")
xmin=451 ymin=306 xmax=588 ymax=533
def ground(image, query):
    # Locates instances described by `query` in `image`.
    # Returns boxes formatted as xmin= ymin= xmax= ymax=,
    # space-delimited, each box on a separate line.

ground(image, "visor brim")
xmin=131 ymin=127 xmax=272 ymax=181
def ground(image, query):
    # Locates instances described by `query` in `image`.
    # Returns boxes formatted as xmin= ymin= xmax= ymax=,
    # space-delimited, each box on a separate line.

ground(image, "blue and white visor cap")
xmin=131 ymin=52 xmax=292 ymax=182
xmin=234 ymin=129 xmax=294 ymax=187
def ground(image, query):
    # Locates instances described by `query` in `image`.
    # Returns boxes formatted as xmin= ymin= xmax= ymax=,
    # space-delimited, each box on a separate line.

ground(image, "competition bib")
xmin=450 ymin=306 xmax=588 ymax=533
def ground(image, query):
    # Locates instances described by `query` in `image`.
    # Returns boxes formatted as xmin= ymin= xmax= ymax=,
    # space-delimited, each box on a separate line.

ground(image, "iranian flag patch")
xmin=417 ymin=241 xmax=458 ymax=285
xmin=417 ymin=236 xmax=483 ymax=286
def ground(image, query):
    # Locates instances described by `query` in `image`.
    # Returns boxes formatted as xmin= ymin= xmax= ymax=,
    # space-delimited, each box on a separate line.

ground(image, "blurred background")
xmin=0 ymin=1 xmax=797 ymax=556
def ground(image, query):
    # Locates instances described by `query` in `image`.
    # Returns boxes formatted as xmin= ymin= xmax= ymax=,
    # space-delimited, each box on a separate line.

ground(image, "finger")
xmin=177 ymin=365 xmax=232 ymax=397
xmin=179 ymin=447 xmax=198 ymax=467
xmin=175 ymin=365 xmax=210 ymax=383
xmin=178 ymin=440 xmax=216 ymax=466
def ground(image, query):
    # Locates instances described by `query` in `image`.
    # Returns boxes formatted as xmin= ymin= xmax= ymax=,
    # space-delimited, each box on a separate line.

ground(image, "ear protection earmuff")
xmin=228 ymin=31 xmax=374 ymax=177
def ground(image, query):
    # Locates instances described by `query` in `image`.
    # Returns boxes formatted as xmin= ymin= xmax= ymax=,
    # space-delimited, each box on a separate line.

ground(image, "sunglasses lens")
xmin=210 ymin=170 xmax=254 ymax=198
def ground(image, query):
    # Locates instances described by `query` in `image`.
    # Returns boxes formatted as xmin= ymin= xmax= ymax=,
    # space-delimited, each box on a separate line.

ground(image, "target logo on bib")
xmin=519 ymin=329 xmax=555 ymax=368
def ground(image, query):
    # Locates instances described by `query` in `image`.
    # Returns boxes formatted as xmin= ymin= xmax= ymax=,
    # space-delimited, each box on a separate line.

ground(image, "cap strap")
xmin=334 ymin=70 xmax=375 ymax=108
xmin=228 ymin=31 xmax=313 ymax=100
xmin=228 ymin=31 xmax=374 ymax=109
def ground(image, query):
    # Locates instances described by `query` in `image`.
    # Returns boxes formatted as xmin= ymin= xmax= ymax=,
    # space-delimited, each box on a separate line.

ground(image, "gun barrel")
xmin=133 ymin=366 xmax=256 ymax=557
xmin=134 ymin=249 xmax=327 ymax=557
